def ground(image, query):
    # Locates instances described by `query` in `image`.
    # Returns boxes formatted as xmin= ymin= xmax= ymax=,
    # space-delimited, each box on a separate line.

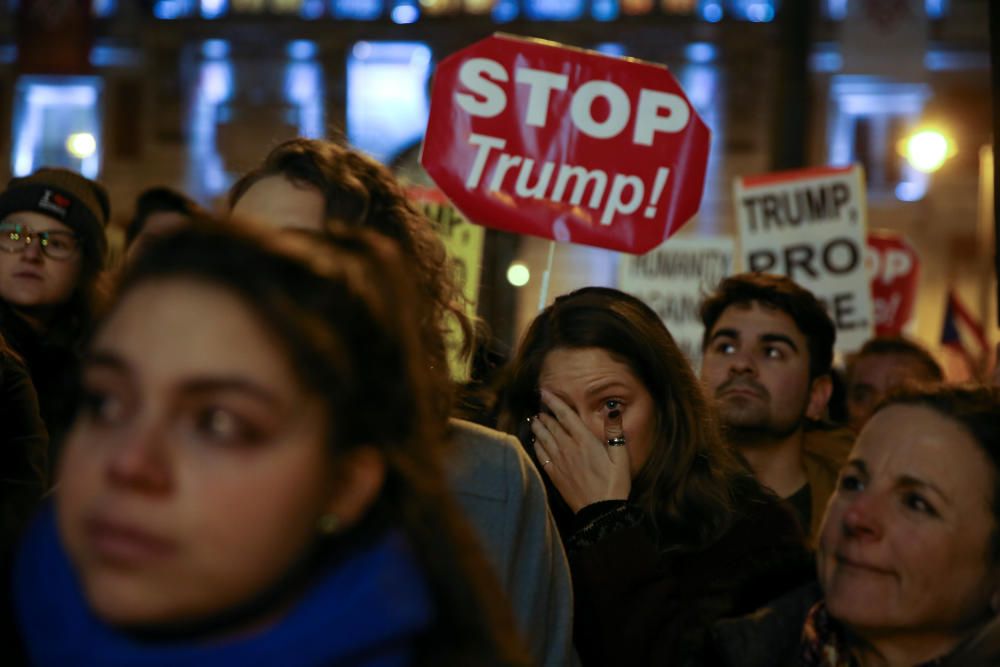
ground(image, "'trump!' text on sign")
xmin=422 ymin=34 xmax=711 ymax=255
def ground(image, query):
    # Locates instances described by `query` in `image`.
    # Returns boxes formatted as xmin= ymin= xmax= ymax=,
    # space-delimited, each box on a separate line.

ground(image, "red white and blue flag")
xmin=940 ymin=290 xmax=989 ymax=380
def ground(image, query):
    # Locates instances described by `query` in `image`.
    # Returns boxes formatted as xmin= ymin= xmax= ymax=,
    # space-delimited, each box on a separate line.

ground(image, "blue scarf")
xmin=13 ymin=506 xmax=433 ymax=667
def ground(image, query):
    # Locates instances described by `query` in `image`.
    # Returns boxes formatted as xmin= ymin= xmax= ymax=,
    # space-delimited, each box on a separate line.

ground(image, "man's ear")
xmin=805 ymin=375 xmax=834 ymax=421
xmin=323 ymin=446 xmax=387 ymax=530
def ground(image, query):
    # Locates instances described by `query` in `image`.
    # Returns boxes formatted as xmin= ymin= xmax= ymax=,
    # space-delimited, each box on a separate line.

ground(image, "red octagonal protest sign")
xmin=421 ymin=34 xmax=711 ymax=255
xmin=867 ymin=230 xmax=920 ymax=336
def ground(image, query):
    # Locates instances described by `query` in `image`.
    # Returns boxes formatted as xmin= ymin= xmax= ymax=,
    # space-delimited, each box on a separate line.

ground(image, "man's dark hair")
xmin=848 ymin=336 xmax=944 ymax=384
xmin=700 ymin=273 xmax=836 ymax=380
xmin=126 ymin=187 xmax=202 ymax=246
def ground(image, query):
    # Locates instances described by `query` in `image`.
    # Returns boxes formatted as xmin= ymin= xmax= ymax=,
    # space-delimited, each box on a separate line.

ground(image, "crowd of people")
xmin=0 ymin=138 xmax=997 ymax=667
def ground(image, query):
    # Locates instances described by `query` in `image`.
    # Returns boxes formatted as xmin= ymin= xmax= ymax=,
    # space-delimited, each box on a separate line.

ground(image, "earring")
xmin=317 ymin=513 xmax=340 ymax=536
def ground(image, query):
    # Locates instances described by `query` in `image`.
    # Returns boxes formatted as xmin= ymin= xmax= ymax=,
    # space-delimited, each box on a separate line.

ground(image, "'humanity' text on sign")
xmin=619 ymin=236 xmax=734 ymax=369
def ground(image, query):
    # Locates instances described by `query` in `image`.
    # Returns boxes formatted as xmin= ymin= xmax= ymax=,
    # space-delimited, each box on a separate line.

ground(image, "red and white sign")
xmin=421 ymin=34 xmax=710 ymax=255
xmin=866 ymin=230 xmax=920 ymax=336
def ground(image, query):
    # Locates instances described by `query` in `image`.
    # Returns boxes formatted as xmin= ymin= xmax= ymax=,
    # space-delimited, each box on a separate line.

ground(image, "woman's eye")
xmin=604 ymin=399 xmax=621 ymax=411
xmin=904 ymin=493 xmax=937 ymax=516
xmin=839 ymin=474 xmax=864 ymax=492
xmin=81 ymin=389 xmax=126 ymax=425
xmin=193 ymin=407 xmax=260 ymax=445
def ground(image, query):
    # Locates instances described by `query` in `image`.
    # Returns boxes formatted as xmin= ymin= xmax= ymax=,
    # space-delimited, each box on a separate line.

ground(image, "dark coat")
xmin=567 ymin=491 xmax=814 ymax=667
xmin=708 ymin=582 xmax=820 ymax=667
xmin=0 ymin=350 xmax=48 ymax=557
xmin=708 ymin=583 xmax=1000 ymax=667
xmin=0 ymin=304 xmax=80 ymax=468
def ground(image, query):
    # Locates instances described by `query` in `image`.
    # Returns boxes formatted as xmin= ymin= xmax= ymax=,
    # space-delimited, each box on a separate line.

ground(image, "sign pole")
xmin=538 ymin=241 xmax=557 ymax=312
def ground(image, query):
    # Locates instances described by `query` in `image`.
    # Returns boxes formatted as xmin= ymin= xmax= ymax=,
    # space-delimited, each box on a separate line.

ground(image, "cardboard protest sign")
xmin=421 ymin=33 xmax=710 ymax=255
xmin=407 ymin=185 xmax=485 ymax=381
xmin=866 ymin=230 xmax=920 ymax=336
xmin=619 ymin=236 xmax=734 ymax=369
xmin=734 ymin=165 xmax=874 ymax=354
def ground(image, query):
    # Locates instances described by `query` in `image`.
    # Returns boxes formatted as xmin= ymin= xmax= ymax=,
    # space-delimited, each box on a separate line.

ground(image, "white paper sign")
xmin=734 ymin=165 xmax=874 ymax=354
xmin=619 ymin=236 xmax=734 ymax=369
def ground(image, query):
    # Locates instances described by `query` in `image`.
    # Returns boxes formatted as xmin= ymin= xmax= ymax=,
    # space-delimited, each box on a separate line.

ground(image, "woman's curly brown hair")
xmin=229 ymin=138 xmax=474 ymax=419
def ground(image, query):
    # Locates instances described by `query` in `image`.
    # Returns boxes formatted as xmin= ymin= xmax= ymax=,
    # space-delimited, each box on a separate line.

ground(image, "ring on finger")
xmin=606 ymin=435 xmax=626 ymax=447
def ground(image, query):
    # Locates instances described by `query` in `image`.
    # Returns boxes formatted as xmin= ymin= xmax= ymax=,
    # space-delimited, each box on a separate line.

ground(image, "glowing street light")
xmin=899 ymin=128 xmax=955 ymax=173
xmin=506 ymin=262 xmax=530 ymax=287
xmin=66 ymin=132 xmax=97 ymax=159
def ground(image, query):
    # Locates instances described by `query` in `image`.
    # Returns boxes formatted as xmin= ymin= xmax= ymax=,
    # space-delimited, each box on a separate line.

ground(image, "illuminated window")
xmin=685 ymin=42 xmax=716 ymax=64
xmin=331 ymin=0 xmax=383 ymax=19
xmin=391 ymin=0 xmax=419 ymax=22
xmin=822 ymin=0 xmax=846 ymax=19
xmin=823 ymin=0 xmax=947 ymax=20
xmin=620 ymin=0 xmax=652 ymax=15
xmin=299 ymin=0 xmax=325 ymax=18
xmin=491 ymin=0 xmax=518 ymax=21
xmin=595 ymin=43 xmax=627 ymax=57
xmin=347 ymin=42 xmax=431 ymax=164
xmin=422 ymin=0 xmax=459 ymax=16
xmin=698 ymin=0 xmax=723 ymax=22
xmin=186 ymin=41 xmax=233 ymax=199
xmin=93 ymin=0 xmax=117 ymax=16
xmin=678 ymin=62 xmax=723 ymax=233
xmin=200 ymin=0 xmax=227 ymax=18
xmin=728 ymin=0 xmax=774 ymax=22
xmin=592 ymin=0 xmax=619 ymax=20
xmin=153 ymin=0 xmax=197 ymax=18
xmin=525 ymin=0 xmax=584 ymax=20
xmin=925 ymin=0 xmax=947 ymax=19
xmin=463 ymin=0 xmax=492 ymax=13
xmin=661 ymin=0 xmax=695 ymax=12
xmin=828 ymin=77 xmax=931 ymax=201
xmin=12 ymin=76 xmax=103 ymax=179
xmin=285 ymin=41 xmax=324 ymax=138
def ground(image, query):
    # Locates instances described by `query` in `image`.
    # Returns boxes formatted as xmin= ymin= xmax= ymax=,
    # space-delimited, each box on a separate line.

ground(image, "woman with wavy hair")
xmin=6 ymin=220 xmax=528 ymax=666
xmin=500 ymin=286 xmax=811 ymax=666
xmin=227 ymin=137 xmax=575 ymax=667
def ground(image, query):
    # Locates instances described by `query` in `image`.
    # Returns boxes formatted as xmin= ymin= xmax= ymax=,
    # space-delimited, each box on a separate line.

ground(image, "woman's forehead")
xmin=2 ymin=210 xmax=73 ymax=232
xmin=854 ymin=405 xmax=990 ymax=498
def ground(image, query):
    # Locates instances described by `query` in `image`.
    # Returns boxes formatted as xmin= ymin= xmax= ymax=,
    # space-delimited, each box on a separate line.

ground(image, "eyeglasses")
xmin=0 ymin=222 xmax=80 ymax=261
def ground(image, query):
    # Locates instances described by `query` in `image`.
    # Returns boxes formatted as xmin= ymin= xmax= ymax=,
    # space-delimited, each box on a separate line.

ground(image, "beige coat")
xmin=802 ymin=426 xmax=855 ymax=543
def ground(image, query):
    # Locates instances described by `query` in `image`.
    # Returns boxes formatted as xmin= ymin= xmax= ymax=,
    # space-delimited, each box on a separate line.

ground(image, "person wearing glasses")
xmin=228 ymin=138 xmax=576 ymax=667
xmin=0 ymin=168 xmax=110 ymax=461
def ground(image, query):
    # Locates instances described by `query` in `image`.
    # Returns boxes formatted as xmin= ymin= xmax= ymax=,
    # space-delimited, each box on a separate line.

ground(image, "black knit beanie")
xmin=0 ymin=167 xmax=110 ymax=260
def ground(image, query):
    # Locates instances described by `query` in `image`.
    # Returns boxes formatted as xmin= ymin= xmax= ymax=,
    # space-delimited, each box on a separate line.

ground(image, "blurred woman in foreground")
xmin=500 ymin=287 xmax=811 ymax=666
xmin=6 ymin=221 xmax=527 ymax=666
xmin=712 ymin=385 xmax=1000 ymax=667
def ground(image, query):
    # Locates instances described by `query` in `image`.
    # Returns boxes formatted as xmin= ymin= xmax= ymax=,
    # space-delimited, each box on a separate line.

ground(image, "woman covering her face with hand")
xmin=499 ymin=287 xmax=812 ymax=667
xmin=5 ymin=221 xmax=528 ymax=667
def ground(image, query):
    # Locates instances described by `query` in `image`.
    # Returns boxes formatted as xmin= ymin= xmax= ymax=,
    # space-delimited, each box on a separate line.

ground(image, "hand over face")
xmin=530 ymin=389 xmax=632 ymax=513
